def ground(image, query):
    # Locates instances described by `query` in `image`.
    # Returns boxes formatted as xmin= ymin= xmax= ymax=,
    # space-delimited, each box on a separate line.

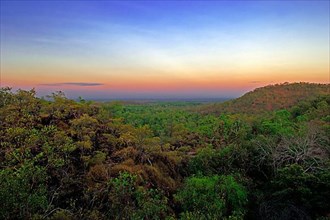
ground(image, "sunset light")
xmin=1 ymin=1 xmax=329 ymax=99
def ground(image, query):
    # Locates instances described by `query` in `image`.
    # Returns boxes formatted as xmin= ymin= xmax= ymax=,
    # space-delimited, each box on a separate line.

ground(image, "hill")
xmin=0 ymin=86 xmax=329 ymax=219
xmin=199 ymin=82 xmax=329 ymax=114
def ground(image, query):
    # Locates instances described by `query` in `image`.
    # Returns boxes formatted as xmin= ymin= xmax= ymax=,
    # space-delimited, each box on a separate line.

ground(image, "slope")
xmin=199 ymin=82 xmax=329 ymax=114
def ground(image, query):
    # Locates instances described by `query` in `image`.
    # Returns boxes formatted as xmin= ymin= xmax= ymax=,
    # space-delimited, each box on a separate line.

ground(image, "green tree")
xmin=107 ymin=172 xmax=169 ymax=220
xmin=0 ymin=163 xmax=48 ymax=219
xmin=175 ymin=175 xmax=247 ymax=219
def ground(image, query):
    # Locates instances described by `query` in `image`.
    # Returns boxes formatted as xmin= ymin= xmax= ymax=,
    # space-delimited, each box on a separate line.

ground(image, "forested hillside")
xmin=0 ymin=85 xmax=329 ymax=220
xmin=199 ymin=82 xmax=329 ymax=114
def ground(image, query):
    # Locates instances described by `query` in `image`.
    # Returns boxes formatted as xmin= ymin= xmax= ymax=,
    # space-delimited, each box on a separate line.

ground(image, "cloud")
xmin=39 ymin=82 xmax=104 ymax=87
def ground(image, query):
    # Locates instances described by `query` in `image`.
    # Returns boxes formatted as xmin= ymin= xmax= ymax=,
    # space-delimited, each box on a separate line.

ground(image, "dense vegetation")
xmin=0 ymin=83 xmax=329 ymax=220
xmin=199 ymin=82 xmax=329 ymax=114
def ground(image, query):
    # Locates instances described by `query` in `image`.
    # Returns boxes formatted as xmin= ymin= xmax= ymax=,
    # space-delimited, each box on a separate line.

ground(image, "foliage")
xmin=200 ymin=82 xmax=329 ymax=114
xmin=263 ymin=164 xmax=330 ymax=219
xmin=0 ymin=84 xmax=329 ymax=219
xmin=0 ymin=163 xmax=48 ymax=219
xmin=175 ymin=175 xmax=247 ymax=219
xmin=107 ymin=172 xmax=169 ymax=220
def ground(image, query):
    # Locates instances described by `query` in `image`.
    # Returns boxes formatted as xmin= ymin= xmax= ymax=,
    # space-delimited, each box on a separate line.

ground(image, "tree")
xmin=175 ymin=175 xmax=247 ymax=219
xmin=0 ymin=163 xmax=48 ymax=219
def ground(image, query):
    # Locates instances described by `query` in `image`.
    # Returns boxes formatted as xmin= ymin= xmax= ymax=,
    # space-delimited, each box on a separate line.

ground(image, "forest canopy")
xmin=0 ymin=83 xmax=329 ymax=220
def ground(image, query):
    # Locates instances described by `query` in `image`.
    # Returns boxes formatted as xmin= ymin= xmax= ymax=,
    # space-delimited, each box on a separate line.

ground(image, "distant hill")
xmin=199 ymin=82 xmax=329 ymax=114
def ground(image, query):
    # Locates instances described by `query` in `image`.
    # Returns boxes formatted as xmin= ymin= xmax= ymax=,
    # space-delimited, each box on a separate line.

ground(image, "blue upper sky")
xmin=1 ymin=1 xmax=329 ymax=99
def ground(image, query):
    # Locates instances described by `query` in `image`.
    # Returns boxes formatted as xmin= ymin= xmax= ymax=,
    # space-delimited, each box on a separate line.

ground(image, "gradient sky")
xmin=1 ymin=1 xmax=329 ymax=99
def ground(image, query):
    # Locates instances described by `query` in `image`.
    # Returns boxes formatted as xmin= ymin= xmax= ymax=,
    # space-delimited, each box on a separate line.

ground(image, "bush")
xmin=0 ymin=163 xmax=48 ymax=219
xmin=175 ymin=175 xmax=247 ymax=219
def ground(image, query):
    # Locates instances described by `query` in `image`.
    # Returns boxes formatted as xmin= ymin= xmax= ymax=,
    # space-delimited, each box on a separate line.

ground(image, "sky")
xmin=1 ymin=1 xmax=329 ymax=100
